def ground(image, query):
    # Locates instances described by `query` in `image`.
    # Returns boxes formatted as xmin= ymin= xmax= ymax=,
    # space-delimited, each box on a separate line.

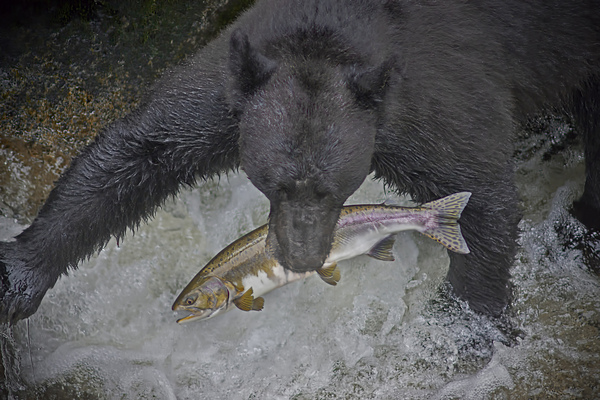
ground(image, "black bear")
xmin=1 ymin=0 xmax=600 ymax=324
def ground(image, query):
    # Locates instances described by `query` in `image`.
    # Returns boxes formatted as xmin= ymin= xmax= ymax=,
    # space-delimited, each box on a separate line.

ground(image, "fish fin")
xmin=421 ymin=192 xmax=472 ymax=254
xmin=367 ymin=235 xmax=396 ymax=261
xmin=233 ymin=288 xmax=262 ymax=312
xmin=316 ymin=263 xmax=341 ymax=286
xmin=252 ymin=297 xmax=265 ymax=311
xmin=334 ymin=230 xmax=353 ymax=247
xmin=232 ymin=281 xmax=245 ymax=293
xmin=422 ymin=192 xmax=471 ymax=220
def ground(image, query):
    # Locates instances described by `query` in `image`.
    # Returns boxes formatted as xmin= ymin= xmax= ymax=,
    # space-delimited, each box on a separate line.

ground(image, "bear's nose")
xmin=283 ymin=242 xmax=328 ymax=272
xmin=266 ymin=223 xmax=331 ymax=272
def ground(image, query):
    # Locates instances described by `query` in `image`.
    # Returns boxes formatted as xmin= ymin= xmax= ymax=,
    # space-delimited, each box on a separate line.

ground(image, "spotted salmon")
xmin=172 ymin=192 xmax=471 ymax=323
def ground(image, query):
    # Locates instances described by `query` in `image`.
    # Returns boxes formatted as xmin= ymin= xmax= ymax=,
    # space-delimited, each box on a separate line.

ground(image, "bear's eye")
xmin=313 ymin=187 xmax=331 ymax=201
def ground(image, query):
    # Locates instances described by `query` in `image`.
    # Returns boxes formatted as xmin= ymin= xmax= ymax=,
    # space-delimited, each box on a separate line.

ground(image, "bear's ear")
xmin=347 ymin=59 xmax=394 ymax=108
xmin=229 ymin=29 xmax=277 ymax=94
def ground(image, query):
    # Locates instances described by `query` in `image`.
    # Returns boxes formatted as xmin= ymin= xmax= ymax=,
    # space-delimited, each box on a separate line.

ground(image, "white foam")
xmin=2 ymin=154 xmax=598 ymax=399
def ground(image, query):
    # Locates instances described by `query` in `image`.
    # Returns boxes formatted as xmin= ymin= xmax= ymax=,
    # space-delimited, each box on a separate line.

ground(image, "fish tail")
xmin=421 ymin=192 xmax=471 ymax=254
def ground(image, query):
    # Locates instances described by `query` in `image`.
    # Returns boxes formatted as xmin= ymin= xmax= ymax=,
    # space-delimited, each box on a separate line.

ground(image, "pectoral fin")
xmin=233 ymin=288 xmax=264 ymax=312
xmin=232 ymin=281 xmax=245 ymax=293
xmin=316 ymin=263 xmax=341 ymax=286
xmin=252 ymin=296 xmax=265 ymax=311
xmin=367 ymin=235 xmax=396 ymax=261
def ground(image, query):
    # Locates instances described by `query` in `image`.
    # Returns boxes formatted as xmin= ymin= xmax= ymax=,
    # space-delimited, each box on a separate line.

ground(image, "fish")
xmin=172 ymin=192 xmax=471 ymax=323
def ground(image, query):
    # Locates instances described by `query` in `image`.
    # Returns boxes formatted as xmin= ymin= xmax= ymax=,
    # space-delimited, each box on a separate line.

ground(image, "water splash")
xmin=1 ymin=152 xmax=599 ymax=398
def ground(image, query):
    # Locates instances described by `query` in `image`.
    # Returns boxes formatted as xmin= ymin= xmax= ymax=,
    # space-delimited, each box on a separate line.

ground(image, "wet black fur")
xmin=1 ymin=0 xmax=600 ymax=323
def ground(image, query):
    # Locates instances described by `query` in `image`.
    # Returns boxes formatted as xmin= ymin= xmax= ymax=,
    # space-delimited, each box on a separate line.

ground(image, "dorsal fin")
xmin=367 ymin=235 xmax=396 ymax=261
xmin=316 ymin=263 xmax=341 ymax=286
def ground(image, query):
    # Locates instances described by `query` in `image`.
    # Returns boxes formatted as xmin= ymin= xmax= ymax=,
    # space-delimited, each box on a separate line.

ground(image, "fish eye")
xmin=184 ymin=295 xmax=197 ymax=306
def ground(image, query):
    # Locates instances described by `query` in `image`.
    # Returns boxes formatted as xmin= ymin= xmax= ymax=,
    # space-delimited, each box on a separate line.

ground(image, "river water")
xmin=1 ymin=122 xmax=599 ymax=398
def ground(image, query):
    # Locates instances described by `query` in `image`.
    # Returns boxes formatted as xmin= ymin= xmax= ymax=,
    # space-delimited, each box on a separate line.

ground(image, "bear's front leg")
xmin=444 ymin=178 xmax=521 ymax=316
xmin=0 ymin=38 xmax=238 ymax=324
xmin=373 ymin=143 xmax=521 ymax=316
xmin=572 ymin=78 xmax=600 ymax=232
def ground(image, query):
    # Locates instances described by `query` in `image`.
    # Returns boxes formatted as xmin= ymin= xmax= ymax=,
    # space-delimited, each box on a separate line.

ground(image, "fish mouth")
xmin=175 ymin=308 xmax=221 ymax=324
xmin=176 ymin=313 xmax=205 ymax=324
xmin=175 ymin=308 xmax=210 ymax=324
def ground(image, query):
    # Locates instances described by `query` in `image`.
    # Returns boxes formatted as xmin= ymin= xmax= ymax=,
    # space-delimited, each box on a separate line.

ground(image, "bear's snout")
xmin=267 ymin=201 xmax=340 ymax=273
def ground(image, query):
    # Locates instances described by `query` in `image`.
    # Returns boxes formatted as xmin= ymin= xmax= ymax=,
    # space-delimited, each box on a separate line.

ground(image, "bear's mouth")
xmin=267 ymin=202 xmax=339 ymax=273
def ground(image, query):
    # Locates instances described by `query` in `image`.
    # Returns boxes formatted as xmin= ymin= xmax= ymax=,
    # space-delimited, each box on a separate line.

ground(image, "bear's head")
xmin=229 ymin=29 xmax=390 ymax=272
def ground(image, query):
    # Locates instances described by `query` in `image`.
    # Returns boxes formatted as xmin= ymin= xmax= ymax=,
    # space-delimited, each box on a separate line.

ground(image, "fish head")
xmin=172 ymin=276 xmax=231 ymax=323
